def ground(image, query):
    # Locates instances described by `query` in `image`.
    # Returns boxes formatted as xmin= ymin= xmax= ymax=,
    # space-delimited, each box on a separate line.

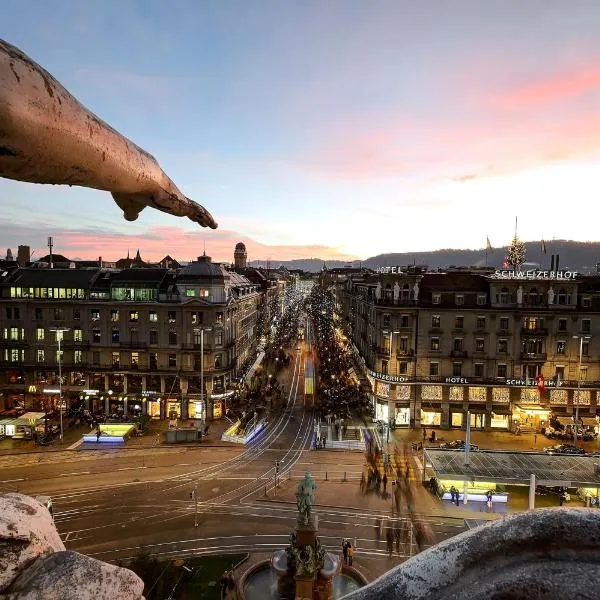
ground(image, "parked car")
xmin=544 ymin=444 xmax=587 ymax=455
xmin=439 ymin=440 xmax=480 ymax=451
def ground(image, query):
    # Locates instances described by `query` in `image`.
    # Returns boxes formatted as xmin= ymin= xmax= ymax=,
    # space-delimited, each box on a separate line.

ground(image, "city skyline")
xmin=3 ymin=1 xmax=600 ymax=262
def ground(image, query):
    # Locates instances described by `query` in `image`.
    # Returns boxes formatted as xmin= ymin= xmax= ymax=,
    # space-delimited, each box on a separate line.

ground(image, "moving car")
xmin=543 ymin=444 xmax=586 ymax=455
xmin=439 ymin=440 xmax=479 ymax=451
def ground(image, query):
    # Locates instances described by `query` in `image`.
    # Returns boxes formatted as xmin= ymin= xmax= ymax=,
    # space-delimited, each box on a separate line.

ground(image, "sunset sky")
xmin=2 ymin=1 xmax=600 ymax=264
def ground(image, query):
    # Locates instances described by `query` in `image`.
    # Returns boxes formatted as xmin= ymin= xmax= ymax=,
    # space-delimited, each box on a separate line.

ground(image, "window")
xmin=454 ymin=316 xmax=464 ymax=329
xmin=582 ymin=341 xmax=590 ymax=356
xmin=431 ymin=315 xmax=441 ymax=328
xmin=556 ymin=341 xmax=566 ymax=355
xmin=74 ymin=328 xmax=82 ymax=341
xmin=455 ymin=294 xmax=464 ymax=306
xmin=399 ymin=362 xmax=408 ymax=375
xmin=399 ymin=336 xmax=408 ymax=351
xmin=36 ymin=349 xmax=45 ymax=362
xmin=555 ymin=366 xmax=565 ymax=380
xmin=430 ymin=337 xmax=440 ymax=351
xmin=214 ymin=354 xmax=223 ymax=369
xmin=474 ymin=363 xmax=484 ymax=377
xmin=216 ymin=312 xmax=224 ymax=325
xmin=557 ymin=288 xmax=568 ymax=305
xmin=55 ymin=349 xmax=63 ymax=363
xmin=168 ymin=353 xmax=177 ymax=368
xmin=73 ymin=308 xmax=80 ymax=321
xmin=92 ymin=351 xmax=100 ymax=365
xmin=6 ymin=307 xmax=21 ymax=319
xmin=186 ymin=288 xmax=196 ymax=297
xmin=129 ymin=310 xmax=139 ymax=323
xmin=381 ymin=359 xmax=388 ymax=375
xmin=168 ymin=330 xmax=177 ymax=345
xmin=131 ymin=352 xmax=139 ymax=369
xmin=497 ymin=287 xmax=509 ymax=304
xmin=149 ymin=352 xmax=158 ymax=369
xmin=452 ymin=362 xmax=462 ymax=376
xmin=168 ymin=311 xmax=176 ymax=324
xmin=432 ymin=293 xmax=441 ymax=305
xmin=582 ymin=296 xmax=592 ymax=308
xmin=477 ymin=294 xmax=486 ymax=306
xmin=558 ymin=318 xmax=567 ymax=332
xmin=582 ymin=319 xmax=591 ymax=333
xmin=400 ymin=315 xmax=409 ymax=328
xmin=453 ymin=338 xmax=463 ymax=351
xmin=90 ymin=310 xmax=100 ymax=321
xmin=580 ymin=366 xmax=588 ymax=380
xmin=53 ymin=308 xmax=64 ymax=320
xmin=112 ymin=328 xmax=120 ymax=343
xmin=475 ymin=338 xmax=485 ymax=352
xmin=74 ymin=350 xmax=82 ymax=364
xmin=499 ymin=317 xmax=509 ymax=330
xmin=111 ymin=309 xmax=119 ymax=322
xmin=149 ymin=311 xmax=158 ymax=322
xmin=112 ymin=352 xmax=120 ymax=367
xmin=429 ymin=362 xmax=439 ymax=376
xmin=476 ymin=317 xmax=486 ymax=330
xmin=36 ymin=327 xmax=45 ymax=341
xmin=498 ymin=339 xmax=508 ymax=353
xmin=149 ymin=330 xmax=158 ymax=345
xmin=215 ymin=330 xmax=223 ymax=345
xmin=35 ymin=308 xmax=43 ymax=320
xmin=382 ymin=313 xmax=391 ymax=328
xmin=191 ymin=311 xmax=203 ymax=325
xmin=92 ymin=329 xmax=101 ymax=343
xmin=497 ymin=364 xmax=507 ymax=378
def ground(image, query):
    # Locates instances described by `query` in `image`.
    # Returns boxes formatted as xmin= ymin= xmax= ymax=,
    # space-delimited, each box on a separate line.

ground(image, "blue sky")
xmin=2 ymin=0 xmax=600 ymax=263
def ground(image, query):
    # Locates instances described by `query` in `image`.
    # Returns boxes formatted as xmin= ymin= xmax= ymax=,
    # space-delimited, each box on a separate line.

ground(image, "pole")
xmin=465 ymin=410 xmax=471 ymax=466
xmin=58 ymin=332 xmax=63 ymax=441
xmin=194 ymin=482 xmax=198 ymax=527
xmin=529 ymin=474 xmax=536 ymax=510
xmin=575 ymin=336 xmax=583 ymax=445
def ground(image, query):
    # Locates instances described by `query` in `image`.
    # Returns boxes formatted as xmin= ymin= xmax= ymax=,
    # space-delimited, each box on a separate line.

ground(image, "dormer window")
xmin=455 ymin=294 xmax=464 ymax=306
xmin=432 ymin=293 xmax=441 ymax=305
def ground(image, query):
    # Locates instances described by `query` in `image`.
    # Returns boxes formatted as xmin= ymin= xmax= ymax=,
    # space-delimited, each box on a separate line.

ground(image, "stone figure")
xmin=516 ymin=285 xmax=523 ymax=304
xmin=296 ymin=472 xmax=317 ymax=524
xmin=413 ymin=281 xmax=420 ymax=301
xmin=0 ymin=39 xmax=216 ymax=229
xmin=375 ymin=282 xmax=382 ymax=301
xmin=548 ymin=286 xmax=555 ymax=305
xmin=393 ymin=282 xmax=400 ymax=302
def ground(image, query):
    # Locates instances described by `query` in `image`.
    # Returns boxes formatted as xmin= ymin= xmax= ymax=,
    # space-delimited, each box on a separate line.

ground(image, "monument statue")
xmin=413 ymin=281 xmax=420 ymax=301
xmin=393 ymin=282 xmax=400 ymax=302
xmin=296 ymin=472 xmax=317 ymax=525
xmin=516 ymin=285 xmax=523 ymax=305
xmin=0 ymin=39 xmax=217 ymax=229
xmin=375 ymin=282 xmax=382 ymax=301
xmin=548 ymin=286 xmax=555 ymax=305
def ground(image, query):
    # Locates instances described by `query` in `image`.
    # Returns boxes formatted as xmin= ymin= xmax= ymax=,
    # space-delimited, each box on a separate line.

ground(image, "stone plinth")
xmin=296 ymin=514 xmax=318 ymax=546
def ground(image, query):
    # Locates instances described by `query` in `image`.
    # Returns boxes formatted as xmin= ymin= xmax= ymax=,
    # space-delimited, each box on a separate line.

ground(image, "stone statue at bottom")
xmin=290 ymin=538 xmax=326 ymax=579
xmin=296 ymin=472 xmax=317 ymax=525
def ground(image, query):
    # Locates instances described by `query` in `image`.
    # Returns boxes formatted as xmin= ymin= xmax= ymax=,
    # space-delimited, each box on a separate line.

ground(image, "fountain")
xmin=242 ymin=473 xmax=365 ymax=600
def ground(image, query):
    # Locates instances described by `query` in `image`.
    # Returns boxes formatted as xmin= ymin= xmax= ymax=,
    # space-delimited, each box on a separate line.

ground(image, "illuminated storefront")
xmin=451 ymin=412 xmax=463 ymax=428
xmin=213 ymin=400 xmax=223 ymax=419
xmin=395 ymin=405 xmax=410 ymax=426
xmin=146 ymin=399 xmax=161 ymax=419
xmin=490 ymin=413 xmax=510 ymax=429
xmin=187 ymin=399 xmax=205 ymax=420
xmin=166 ymin=399 xmax=181 ymax=419
xmin=375 ymin=399 xmax=388 ymax=422
xmin=421 ymin=409 xmax=441 ymax=427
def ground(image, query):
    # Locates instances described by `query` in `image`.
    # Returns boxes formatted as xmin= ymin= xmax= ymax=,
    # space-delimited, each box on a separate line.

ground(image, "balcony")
xmin=61 ymin=341 xmax=91 ymax=350
xmin=119 ymin=341 xmax=148 ymax=349
xmin=521 ymin=327 xmax=548 ymax=336
xmin=520 ymin=352 xmax=547 ymax=361
xmin=428 ymin=327 xmax=443 ymax=334
xmin=450 ymin=350 xmax=468 ymax=358
xmin=396 ymin=349 xmax=415 ymax=358
xmin=373 ymin=345 xmax=390 ymax=357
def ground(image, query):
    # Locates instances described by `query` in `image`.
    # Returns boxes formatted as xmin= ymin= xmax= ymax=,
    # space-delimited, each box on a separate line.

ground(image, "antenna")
xmin=514 ymin=216 xmax=518 ymax=239
xmin=203 ymin=239 xmax=206 ymax=256
xmin=47 ymin=236 xmax=54 ymax=269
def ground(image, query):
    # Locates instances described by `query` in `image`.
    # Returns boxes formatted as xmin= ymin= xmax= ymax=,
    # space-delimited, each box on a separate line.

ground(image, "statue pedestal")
xmin=295 ymin=576 xmax=316 ymax=600
xmin=296 ymin=514 xmax=318 ymax=546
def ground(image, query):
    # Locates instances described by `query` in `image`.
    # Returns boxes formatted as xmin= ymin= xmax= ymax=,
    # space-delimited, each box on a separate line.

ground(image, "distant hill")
xmin=249 ymin=240 xmax=600 ymax=274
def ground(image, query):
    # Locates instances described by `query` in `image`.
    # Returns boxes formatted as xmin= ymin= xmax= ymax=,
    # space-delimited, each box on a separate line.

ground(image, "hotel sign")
xmin=375 ymin=266 xmax=404 ymax=274
xmin=506 ymin=378 xmax=563 ymax=387
xmin=493 ymin=270 xmax=578 ymax=280
xmin=368 ymin=369 xmax=411 ymax=383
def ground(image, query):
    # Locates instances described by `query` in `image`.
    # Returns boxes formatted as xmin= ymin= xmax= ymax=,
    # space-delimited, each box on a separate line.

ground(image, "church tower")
xmin=234 ymin=242 xmax=247 ymax=269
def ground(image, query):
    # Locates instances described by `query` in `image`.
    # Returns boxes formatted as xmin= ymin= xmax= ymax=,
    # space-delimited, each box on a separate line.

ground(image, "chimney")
xmin=17 ymin=245 xmax=30 ymax=267
xmin=555 ymin=254 xmax=560 ymax=273
xmin=99 ymin=256 xmax=103 ymax=268
xmin=550 ymin=255 xmax=555 ymax=272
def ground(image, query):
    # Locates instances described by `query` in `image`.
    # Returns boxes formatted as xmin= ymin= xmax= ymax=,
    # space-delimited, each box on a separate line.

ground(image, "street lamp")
xmin=194 ymin=327 xmax=212 ymax=422
xmin=49 ymin=327 xmax=69 ymax=441
xmin=572 ymin=335 xmax=591 ymax=445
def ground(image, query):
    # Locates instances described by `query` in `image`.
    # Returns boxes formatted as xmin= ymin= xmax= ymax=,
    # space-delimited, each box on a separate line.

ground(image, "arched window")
xmin=557 ymin=288 xmax=568 ymax=305
xmin=498 ymin=287 xmax=509 ymax=304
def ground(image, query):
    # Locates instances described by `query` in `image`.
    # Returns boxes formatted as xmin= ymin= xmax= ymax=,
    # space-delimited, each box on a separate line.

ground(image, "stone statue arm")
xmin=0 ymin=39 xmax=217 ymax=229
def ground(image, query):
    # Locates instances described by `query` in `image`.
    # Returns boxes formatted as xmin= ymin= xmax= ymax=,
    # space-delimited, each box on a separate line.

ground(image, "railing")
xmin=119 ymin=341 xmax=148 ymax=349
xmin=521 ymin=327 xmax=549 ymax=336
xmin=450 ymin=350 xmax=468 ymax=358
xmin=520 ymin=352 xmax=547 ymax=361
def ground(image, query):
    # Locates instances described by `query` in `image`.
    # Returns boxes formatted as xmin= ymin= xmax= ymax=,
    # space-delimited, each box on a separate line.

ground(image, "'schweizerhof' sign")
xmin=505 ymin=378 xmax=563 ymax=387
xmin=368 ymin=369 xmax=411 ymax=383
xmin=493 ymin=269 xmax=578 ymax=280
xmin=375 ymin=266 xmax=404 ymax=274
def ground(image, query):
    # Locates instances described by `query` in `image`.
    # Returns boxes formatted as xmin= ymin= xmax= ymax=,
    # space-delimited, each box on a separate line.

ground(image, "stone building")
xmin=0 ymin=248 xmax=282 ymax=421
xmin=337 ymin=267 xmax=600 ymax=432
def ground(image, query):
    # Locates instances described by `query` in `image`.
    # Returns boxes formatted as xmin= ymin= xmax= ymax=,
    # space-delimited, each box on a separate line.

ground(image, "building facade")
xmin=0 ymin=249 xmax=281 ymax=421
xmin=337 ymin=267 xmax=600 ymax=432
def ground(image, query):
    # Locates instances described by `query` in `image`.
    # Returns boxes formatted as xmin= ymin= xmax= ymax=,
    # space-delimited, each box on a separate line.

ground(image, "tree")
xmin=506 ymin=235 xmax=526 ymax=269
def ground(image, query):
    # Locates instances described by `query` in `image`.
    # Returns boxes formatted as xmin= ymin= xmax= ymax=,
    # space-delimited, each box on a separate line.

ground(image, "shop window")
xmin=431 ymin=314 xmax=440 ymax=328
xmin=399 ymin=361 xmax=408 ymax=374
xmin=54 ymin=308 xmax=64 ymax=320
xmin=149 ymin=330 xmax=158 ymax=345
xmin=474 ymin=363 xmax=484 ymax=377
xmin=498 ymin=339 xmax=508 ymax=353
xmin=381 ymin=359 xmax=389 ymax=375
xmin=454 ymin=316 xmax=464 ymax=329
xmin=556 ymin=341 xmax=566 ymax=354
xmin=112 ymin=352 xmax=120 ymax=368
xmin=168 ymin=311 xmax=176 ymax=324
xmin=73 ymin=308 xmax=80 ymax=321
xmin=149 ymin=311 xmax=158 ymax=322
xmin=429 ymin=362 xmax=439 ymax=376
xmin=36 ymin=327 xmax=45 ymax=341
xmin=111 ymin=328 xmax=120 ymax=343
xmin=432 ymin=293 xmax=441 ymax=305
xmin=111 ymin=310 xmax=119 ymax=322
xmin=168 ymin=354 xmax=177 ymax=368
xmin=499 ymin=317 xmax=509 ymax=330
xmin=452 ymin=362 xmax=462 ymax=376
xmin=497 ymin=364 xmax=507 ymax=378
xmin=36 ymin=349 xmax=45 ymax=362
xmin=476 ymin=317 xmax=486 ymax=330
xmin=35 ymin=308 xmax=43 ymax=320
xmin=451 ymin=413 xmax=463 ymax=427
xmin=558 ymin=318 xmax=567 ymax=332
xmin=74 ymin=350 xmax=82 ymax=364
xmin=475 ymin=338 xmax=485 ymax=352
xmin=581 ymin=319 xmax=591 ymax=333
xmin=90 ymin=310 xmax=100 ymax=321
xmin=168 ymin=330 xmax=178 ymax=345
xmin=92 ymin=329 xmax=101 ymax=343
xmin=430 ymin=337 xmax=440 ymax=351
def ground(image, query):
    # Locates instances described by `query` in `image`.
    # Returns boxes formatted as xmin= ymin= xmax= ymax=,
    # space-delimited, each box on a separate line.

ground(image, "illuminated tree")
xmin=505 ymin=235 xmax=526 ymax=269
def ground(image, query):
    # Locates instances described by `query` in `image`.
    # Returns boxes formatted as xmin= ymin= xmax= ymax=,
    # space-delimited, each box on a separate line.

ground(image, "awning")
xmin=244 ymin=351 xmax=265 ymax=382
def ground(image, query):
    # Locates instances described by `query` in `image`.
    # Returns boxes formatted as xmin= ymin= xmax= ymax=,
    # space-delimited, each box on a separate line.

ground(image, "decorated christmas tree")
xmin=505 ymin=235 xmax=526 ymax=269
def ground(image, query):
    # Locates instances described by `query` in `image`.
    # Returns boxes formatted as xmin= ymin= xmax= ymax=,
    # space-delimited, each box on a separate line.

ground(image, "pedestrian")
xmin=347 ymin=542 xmax=354 ymax=566
xmin=382 ymin=472 xmax=388 ymax=493
xmin=374 ymin=518 xmax=381 ymax=540
xmin=96 ymin=427 xmax=101 ymax=443
xmin=486 ymin=490 xmax=493 ymax=510
xmin=342 ymin=540 xmax=348 ymax=564
xmin=450 ymin=487 xmax=455 ymax=503
xmin=422 ymin=428 xmax=427 ymax=441
xmin=534 ymin=433 xmax=537 ymax=445
xmin=360 ymin=472 xmax=366 ymax=493
xmin=386 ymin=527 xmax=394 ymax=556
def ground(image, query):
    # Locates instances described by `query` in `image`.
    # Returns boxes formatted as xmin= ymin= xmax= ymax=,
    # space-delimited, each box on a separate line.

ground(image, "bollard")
xmin=265 ymin=486 xmax=267 ymax=497
xmin=343 ymin=471 xmax=347 ymax=482
xmin=326 ymin=471 xmax=328 ymax=481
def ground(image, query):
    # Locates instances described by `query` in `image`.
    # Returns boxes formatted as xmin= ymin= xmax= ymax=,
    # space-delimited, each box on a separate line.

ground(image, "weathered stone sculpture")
xmin=296 ymin=472 xmax=317 ymax=525
xmin=0 ymin=493 xmax=144 ymax=599
xmin=342 ymin=508 xmax=600 ymax=600
xmin=0 ymin=39 xmax=217 ymax=229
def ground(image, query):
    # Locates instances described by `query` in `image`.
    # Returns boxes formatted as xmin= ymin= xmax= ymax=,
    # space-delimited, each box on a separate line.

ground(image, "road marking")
xmin=0 ymin=478 xmax=25 ymax=483
xmin=60 ymin=472 xmax=91 ymax=476
xmin=117 ymin=466 xmax=148 ymax=471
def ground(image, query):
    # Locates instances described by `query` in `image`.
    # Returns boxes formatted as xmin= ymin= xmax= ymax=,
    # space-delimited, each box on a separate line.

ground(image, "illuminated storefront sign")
xmin=375 ymin=266 xmax=404 ymax=274
xmin=506 ymin=378 xmax=563 ymax=387
xmin=493 ymin=270 xmax=578 ymax=280
xmin=368 ymin=370 xmax=410 ymax=383
xmin=213 ymin=401 xmax=223 ymax=419
xmin=445 ymin=377 xmax=469 ymax=384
